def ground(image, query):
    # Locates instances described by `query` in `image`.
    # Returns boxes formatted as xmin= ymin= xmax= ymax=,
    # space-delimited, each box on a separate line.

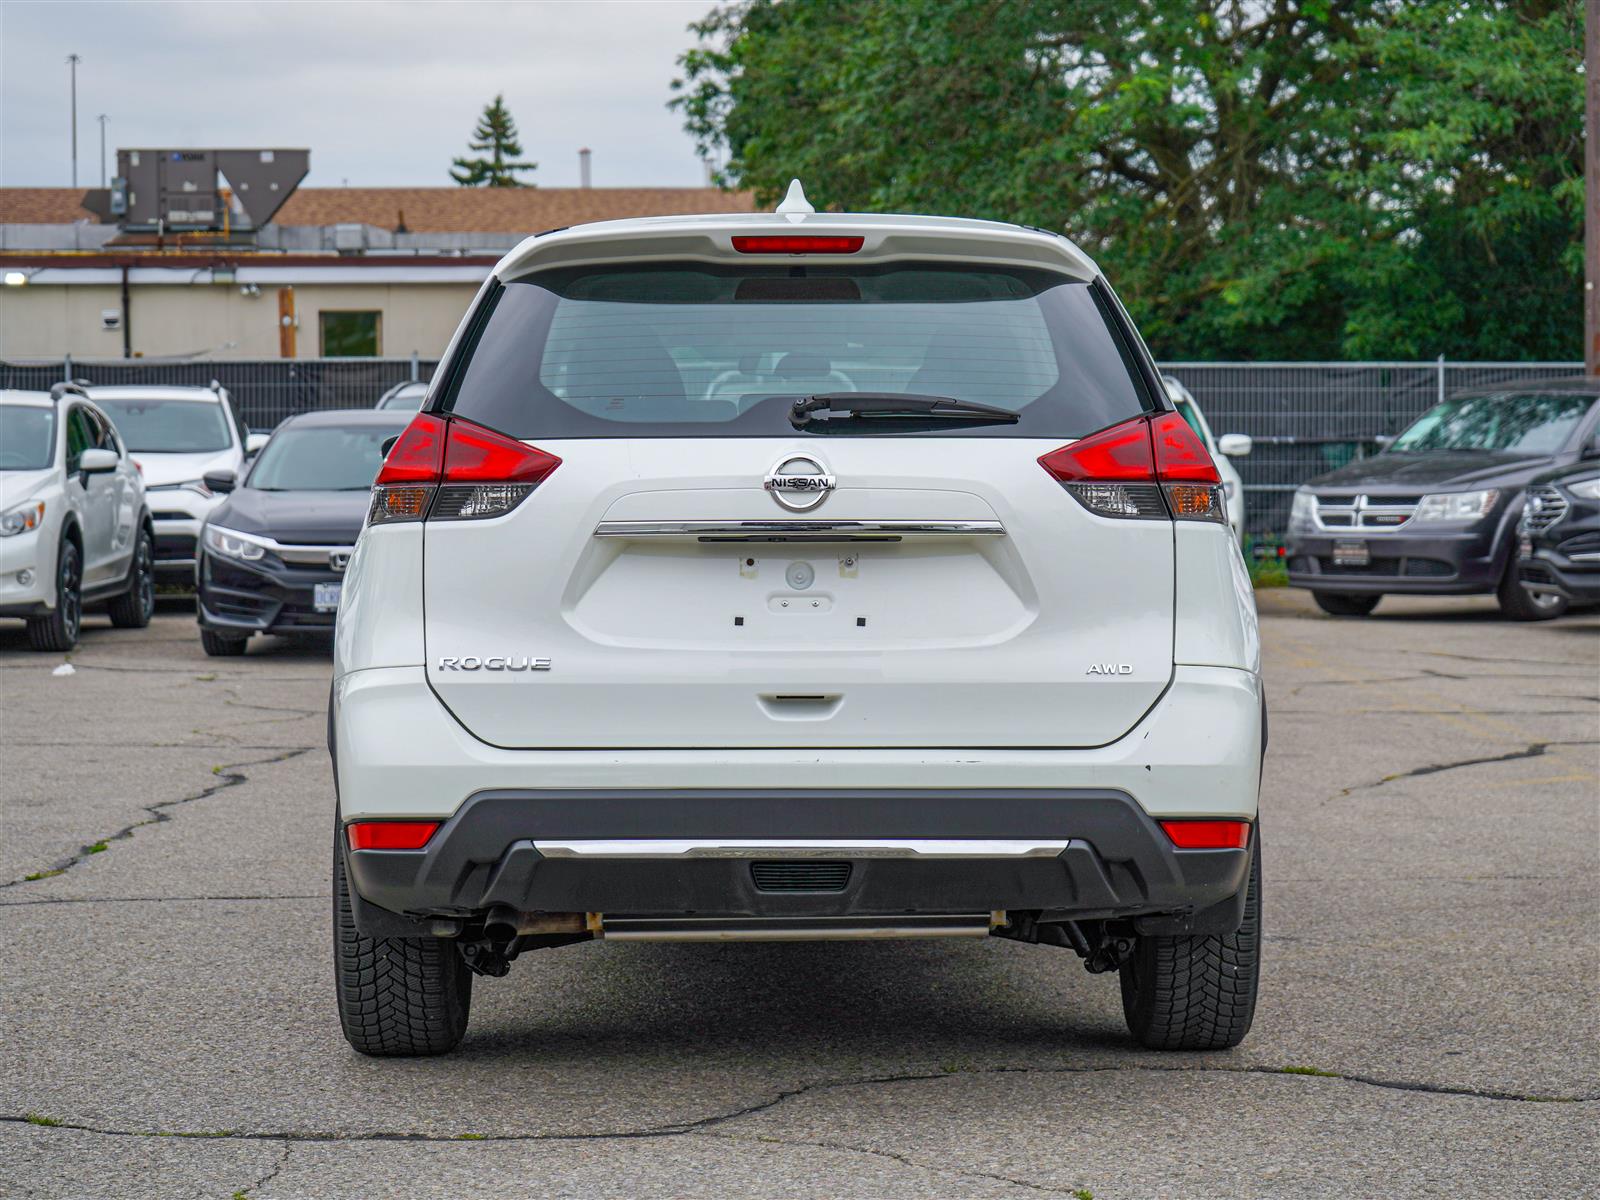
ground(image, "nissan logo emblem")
xmin=764 ymin=455 xmax=835 ymax=512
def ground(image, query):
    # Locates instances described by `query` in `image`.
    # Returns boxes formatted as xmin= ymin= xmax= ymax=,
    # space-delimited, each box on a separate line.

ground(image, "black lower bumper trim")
xmin=344 ymin=789 xmax=1252 ymax=939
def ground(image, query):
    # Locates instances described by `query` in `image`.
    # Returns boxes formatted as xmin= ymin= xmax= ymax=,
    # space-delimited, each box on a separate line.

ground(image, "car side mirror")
xmin=1217 ymin=433 xmax=1253 ymax=457
xmin=245 ymin=432 xmax=270 ymax=455
xmin=78 ymin=448 xmax=119 ymax=475
xmin=203 ymin=470 xmax=237 ymax=494
xmin=1584 ymin=433 xmax=1600 ymax=460
xmin=1373 ymin=434 xmax=1396 ymax=450
xmin=380 ymin=435 xmax=400 ymax=459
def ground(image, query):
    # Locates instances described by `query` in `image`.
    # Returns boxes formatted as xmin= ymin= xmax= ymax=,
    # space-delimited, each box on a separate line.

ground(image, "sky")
xmin=0 ymin=0 xmax=718 ymax=189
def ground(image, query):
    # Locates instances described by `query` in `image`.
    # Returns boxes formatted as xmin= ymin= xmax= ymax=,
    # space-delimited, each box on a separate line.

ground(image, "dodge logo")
xmin=764 ymin=455 xmax=835 ymax=511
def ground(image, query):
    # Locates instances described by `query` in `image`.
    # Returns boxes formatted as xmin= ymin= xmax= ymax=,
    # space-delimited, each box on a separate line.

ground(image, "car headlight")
xmin=153 ymin=479 xmax=214 ymax=498
xmin=1289 ymin=488 xmax=1315 ymax=528
xmin=203 ymin=524 xmax=269 ymax=562
xmin=1567 ymin=478 xmax=1600 ymax=501
xmin=0 ymin=500 xmax=44 ymax=537
xmin=1414 ymin=489 xmax=1498 ymax=522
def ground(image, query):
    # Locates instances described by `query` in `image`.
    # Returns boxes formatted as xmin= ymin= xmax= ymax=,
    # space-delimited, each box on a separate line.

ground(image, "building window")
xmin=319 ymin=310 xmax=382 ymax=357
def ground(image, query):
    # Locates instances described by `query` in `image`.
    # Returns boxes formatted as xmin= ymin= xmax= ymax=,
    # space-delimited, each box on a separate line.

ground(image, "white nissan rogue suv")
xmin=331 ymin=186 xmax=1264 ymax=1057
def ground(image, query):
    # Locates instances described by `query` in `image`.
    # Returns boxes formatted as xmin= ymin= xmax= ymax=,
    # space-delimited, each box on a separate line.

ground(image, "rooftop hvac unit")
xmin=83 ymin=149 xmax=310 ymax=232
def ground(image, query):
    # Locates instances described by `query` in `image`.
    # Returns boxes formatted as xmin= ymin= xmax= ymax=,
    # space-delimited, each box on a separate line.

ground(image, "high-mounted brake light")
xmin=1039 ymin=413 xmax=1225 ymax=523
xmin=368 ymin=414 xmax=561 ymax=525
xmin=731 ymin=235 xmax=864 ymax=254
xmin=1159 ymin=819 xmax=1251 ymax=850
xmin=346 ymin=821 xmax=440 ymax=851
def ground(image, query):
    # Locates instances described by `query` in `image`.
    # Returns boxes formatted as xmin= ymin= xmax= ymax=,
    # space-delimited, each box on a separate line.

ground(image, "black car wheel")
xmin=108 ymin=530 xmax=155 ymax=628
xmin=1312 ymin=591 xmax=1380 ymax=617
xmin=1498 ymin=558 xmax=1567 ymax=621
xmin=27 ymin=537 xmax=82 ymax=652
xmin=1121 ymin=831 xmax=1262 ymax=1050
xmin=334 ymin=820 xmax=471 ymax=1056
xmin=200 ymin=628 xmax=249 ymax=657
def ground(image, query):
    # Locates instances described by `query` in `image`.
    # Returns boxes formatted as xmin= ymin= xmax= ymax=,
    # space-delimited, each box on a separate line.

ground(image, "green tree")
xmin=451 ymin=94 xmax=537 ymax=187
xmin=673 ymin=1 xmax=1581 ymax=361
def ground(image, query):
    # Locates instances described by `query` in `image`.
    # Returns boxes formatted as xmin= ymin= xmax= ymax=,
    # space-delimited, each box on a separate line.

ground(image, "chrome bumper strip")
xmin=534 ymin=838 xmax=1068 ymax=859
xmin=593 ymin=519 xmax=1005 ymax=542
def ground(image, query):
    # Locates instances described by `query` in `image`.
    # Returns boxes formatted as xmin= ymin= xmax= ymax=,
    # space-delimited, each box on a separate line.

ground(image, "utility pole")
xmin=66 ymin=53 xmax=81 ymax=188
xmin=97 ymin=114 xmax=109 ymax=188
xmin=1587 ymin=2 xmax=1599 ymax=373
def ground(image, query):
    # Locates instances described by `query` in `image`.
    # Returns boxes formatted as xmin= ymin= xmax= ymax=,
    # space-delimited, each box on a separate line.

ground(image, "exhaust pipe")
xmin=482 ymin=909 xmax=595 ymax=942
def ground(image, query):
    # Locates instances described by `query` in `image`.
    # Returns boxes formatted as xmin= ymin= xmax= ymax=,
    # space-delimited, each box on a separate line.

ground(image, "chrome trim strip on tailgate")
xmin=535 ymin=838 xmax=1067 ymax=858
xmin=592 ymin=520 xmax=1005 ymax=541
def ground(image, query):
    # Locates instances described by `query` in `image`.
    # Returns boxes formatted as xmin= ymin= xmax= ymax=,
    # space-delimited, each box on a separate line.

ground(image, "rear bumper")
xmin=333 ymin=663 xmax=1263 ymax=935
xmin=1285 ymin=526 xmax=1501 ymax=594
xmin=343 ymin=789 xmax=1251 ymax=935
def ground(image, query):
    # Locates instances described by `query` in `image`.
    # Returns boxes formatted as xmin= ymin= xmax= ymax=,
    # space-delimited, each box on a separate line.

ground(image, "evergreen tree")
xmin=450 ymin=95 xmax=537 ymax=187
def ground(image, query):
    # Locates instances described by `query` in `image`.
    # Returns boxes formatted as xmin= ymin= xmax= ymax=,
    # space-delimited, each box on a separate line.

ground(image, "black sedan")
xmin=1286 ymin=378 xmax=1600 ymax=620
xmin=1517 ymin=461 xmax=1600 ymax=606
xmin=195 ymin=410 xmax=410 ymax=655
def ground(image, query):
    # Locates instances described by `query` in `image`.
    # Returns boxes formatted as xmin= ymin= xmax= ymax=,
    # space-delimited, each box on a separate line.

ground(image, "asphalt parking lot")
xmin=1 ymin=590 xmax=1596 ymax=1199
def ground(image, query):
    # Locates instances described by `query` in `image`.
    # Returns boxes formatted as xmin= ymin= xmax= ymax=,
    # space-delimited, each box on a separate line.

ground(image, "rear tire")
xmin=107 ymin=530 xmax=155 ymax=628
xmin=1120 ymin=833 xmax=1261 ymax=1050
xmin=1497 ymin=556 xmax=1567 ymax=621
xmin=333 ymin=823 xmax=471 ymax=1056
xmin=1312 ymin=591 xmax=1380 ymax=617
xmin=26 ymin=538 xmax=82 ymax=652
xmin=199 ymin=629 xmax=248 ymax=657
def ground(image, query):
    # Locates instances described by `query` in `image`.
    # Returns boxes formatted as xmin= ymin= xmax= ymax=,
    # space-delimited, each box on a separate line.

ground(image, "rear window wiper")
xmin=790 ymin=393 xmax=1020 ymax=428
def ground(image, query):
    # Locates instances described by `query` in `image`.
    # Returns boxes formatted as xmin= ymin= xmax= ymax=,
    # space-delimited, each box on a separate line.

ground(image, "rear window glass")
xmin=442 ymin=263 xmax=1153 ymax=438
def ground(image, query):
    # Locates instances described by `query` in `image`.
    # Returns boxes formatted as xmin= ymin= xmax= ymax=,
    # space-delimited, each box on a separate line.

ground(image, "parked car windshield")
xmin=94 ymin=398 xmax=232 ymax=453
xmin=0 ymin=406 xmax=56 ymax=470
xmin=1390 ymin=392 xmax=1594 ymax=456
xmin=442 ymin=262 xmax=1154 ymax=438
xmin=246 ymin=424 xmax=400 ymax=490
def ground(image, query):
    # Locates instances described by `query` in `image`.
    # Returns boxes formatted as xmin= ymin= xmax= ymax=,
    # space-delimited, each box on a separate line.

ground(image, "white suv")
xmin=331 ymin=189 xmax=1265 ymax=1057
xmin=0 ymin=386 xmax=154 ymax=650
xmin=87 ymin=385 xmax=266 ymax=581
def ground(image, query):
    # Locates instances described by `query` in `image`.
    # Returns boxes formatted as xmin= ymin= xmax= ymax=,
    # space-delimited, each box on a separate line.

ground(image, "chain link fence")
xmin=1161 ymin=361 xmax=1581 ymax=530
xmin=3 ymin=356 xmax=1582 ymax=532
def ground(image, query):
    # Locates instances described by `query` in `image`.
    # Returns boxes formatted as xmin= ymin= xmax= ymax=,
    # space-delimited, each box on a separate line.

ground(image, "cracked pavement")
xmin=0 ymin=591 xmax=1595 ymax=1198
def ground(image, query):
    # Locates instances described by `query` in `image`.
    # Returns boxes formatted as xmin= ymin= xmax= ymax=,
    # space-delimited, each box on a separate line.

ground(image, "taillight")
xmin=370 ymin=413 xmax=447 ymax=525
xmin=1039 ymin=413 xmax=1224 ymax=523
xmin=731 ymin=235 xmax=864 ymax=254
xmin=369 ymin=414 xmax=560 ymax=525
xmin=1159 ymin=819 xmax=1251 ymax=850
xmin=346 ymin=820 xmax=440 ymax=851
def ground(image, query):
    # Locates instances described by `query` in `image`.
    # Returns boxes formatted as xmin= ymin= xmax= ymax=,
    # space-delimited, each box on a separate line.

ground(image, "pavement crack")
xmin=1325 ymin=739 xmax=1599 ymax=803
xmin=4 ymin=1063 xmax=1592 ymax=1149
xmin=691 ymin=1129 xmax=1072 ymax=1195
xmin=1403 ymin=649 xmax=1598 ymax=669
xmin=0 ymin=747 xmax=315 ymax=889
xmin=233 ymin=1138 xmax=291 ymax=1198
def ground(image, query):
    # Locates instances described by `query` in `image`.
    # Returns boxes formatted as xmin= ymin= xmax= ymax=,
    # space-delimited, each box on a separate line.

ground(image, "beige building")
xmin=0 ymin=186 xmax=754 ymax=361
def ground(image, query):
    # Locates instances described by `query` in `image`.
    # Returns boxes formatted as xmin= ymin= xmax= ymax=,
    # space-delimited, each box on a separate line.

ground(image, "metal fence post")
xmin=410 ymin=350 xmax=420 ymax=382
xmin=1437 ymin=355 xmax=1445 ymax=406
xmin=63 ymin=353 xmax=72 ymax=384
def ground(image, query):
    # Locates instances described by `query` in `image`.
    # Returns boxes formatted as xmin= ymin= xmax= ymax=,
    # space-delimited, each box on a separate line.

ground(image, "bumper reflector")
xmin=1159 ymin=819 xmax=1251 ymax=850
xmin=346 ymin=820 xmax=440 ymax=851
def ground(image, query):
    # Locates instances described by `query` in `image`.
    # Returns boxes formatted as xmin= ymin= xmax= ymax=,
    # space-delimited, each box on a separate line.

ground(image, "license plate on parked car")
xmin=1332 ymin=540 xmax=1370 ymax=567
xmin=314 ymin=582 xmax=342 ymax=612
